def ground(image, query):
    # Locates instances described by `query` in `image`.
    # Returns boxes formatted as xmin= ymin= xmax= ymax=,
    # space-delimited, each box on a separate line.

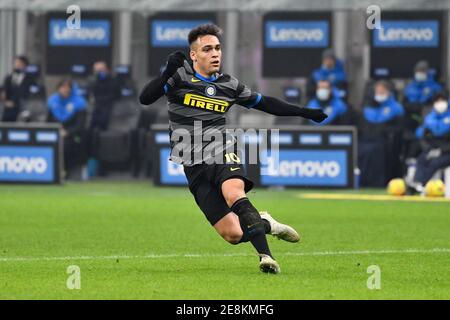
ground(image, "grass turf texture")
xmin=0 ymin=182 xmax=449 ymax=299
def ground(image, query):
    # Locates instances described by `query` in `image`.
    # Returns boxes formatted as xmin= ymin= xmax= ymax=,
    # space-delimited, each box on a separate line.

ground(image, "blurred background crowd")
xmin=0 ymin=0 xmax=449 ymax=193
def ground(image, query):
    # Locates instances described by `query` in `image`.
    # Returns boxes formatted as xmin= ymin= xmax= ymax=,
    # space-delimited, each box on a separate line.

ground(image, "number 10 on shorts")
xmin=225 ymin=153 xmax=241 ymax=163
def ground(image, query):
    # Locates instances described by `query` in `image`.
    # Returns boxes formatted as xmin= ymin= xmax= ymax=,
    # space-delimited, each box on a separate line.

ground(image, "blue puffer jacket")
xmin=306 ymin=95 xmax=348 ymax=125
xmin=416 ymin=106 xmax=450 ymax=138
xmin=363 ymin=96 xmax=405 ymax=124
xmin=404 ymin=74 xmax=442 ymax=104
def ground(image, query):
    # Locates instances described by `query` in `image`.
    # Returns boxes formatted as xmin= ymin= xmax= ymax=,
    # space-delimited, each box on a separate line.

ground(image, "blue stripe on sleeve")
xmin=244 ymin=93 xmax=262 ymax=109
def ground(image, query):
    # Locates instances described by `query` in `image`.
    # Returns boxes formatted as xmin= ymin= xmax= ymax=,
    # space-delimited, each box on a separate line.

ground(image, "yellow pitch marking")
xmin=297 ymin=193 xmax=450 ymax=203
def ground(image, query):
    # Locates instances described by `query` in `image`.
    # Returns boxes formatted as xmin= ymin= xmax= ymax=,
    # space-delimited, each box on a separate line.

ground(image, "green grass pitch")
xmin=0 ymin=181 xmax=449 ymax=299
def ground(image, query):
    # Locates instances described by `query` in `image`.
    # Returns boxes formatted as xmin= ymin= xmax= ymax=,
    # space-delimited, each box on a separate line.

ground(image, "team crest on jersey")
xmin=205 ymin=85 xmax=216 ymax=97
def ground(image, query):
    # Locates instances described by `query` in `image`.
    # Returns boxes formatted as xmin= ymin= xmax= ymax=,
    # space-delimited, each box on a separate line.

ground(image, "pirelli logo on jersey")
xmin=183 ymin=93 xmax=230 ymax=113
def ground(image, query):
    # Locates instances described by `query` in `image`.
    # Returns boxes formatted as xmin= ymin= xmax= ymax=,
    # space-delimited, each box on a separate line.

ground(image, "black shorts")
xmin=183 ymin=156 xmax=254 ymax=226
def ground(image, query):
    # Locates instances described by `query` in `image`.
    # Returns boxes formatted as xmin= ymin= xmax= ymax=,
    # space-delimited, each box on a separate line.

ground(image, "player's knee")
xmin=224 ymin=190 xmax=245 ymax=208
xmin=222 ymin=229 xmax=243 ymax=245
xmin=222 ymin=180 xmax=246 ymax=208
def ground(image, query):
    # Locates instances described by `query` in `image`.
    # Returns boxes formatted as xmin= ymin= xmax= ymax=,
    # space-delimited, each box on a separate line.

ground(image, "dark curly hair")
xmin=188 ymin=23 xmax=222 ymax=47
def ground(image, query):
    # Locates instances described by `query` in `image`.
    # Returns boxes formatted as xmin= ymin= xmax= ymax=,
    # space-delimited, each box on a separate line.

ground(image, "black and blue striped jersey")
xmin=164 ymin=62 xmax=261 ymax=165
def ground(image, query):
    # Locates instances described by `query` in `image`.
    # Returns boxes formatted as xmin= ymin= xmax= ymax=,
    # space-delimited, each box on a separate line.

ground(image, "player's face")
xmin=190 ymin=35 xmax=221 ymax=76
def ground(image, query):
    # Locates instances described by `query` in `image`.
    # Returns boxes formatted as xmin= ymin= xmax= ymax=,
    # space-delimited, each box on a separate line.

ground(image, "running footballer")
xmin=139 ymin=24 xmax=327 ymax=274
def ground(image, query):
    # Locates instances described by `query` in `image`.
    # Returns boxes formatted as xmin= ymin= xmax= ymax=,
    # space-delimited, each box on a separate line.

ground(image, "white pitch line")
xmin=0 ymin=248 xmax=449 ymax=263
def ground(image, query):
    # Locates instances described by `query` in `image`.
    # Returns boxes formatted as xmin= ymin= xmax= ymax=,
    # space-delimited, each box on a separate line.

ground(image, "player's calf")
xmin=230 ymin=197 xmax=273 ymax=258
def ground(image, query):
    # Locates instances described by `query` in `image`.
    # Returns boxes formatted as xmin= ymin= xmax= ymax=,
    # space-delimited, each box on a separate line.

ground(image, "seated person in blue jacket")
xmin=358 ymin=80 xmax=405 ymax=187
xmin=362 ymin=80 xmax=405 ymax=126
xmin=407 ymin=93 xmax=450 ymax=193
xmin=307 ymin=49 xmax=348 ymax=100
xmin=403 ymin=60 xmax=443 ymax=131
xmin=47 ymin=78 xmax=88 ymax=176
xmin=305 ymin=79 xmax=348 ymax=125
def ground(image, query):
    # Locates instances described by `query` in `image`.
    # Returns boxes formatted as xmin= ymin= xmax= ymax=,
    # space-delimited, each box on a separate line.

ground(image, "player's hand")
xmin=301 ymin=108 xmax=328 ymax=123
xmin=163 ymin=51 xmax=187 ymax=77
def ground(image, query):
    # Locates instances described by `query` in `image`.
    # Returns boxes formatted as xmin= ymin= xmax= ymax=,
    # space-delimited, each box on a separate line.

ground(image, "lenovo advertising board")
xmin=370 ymin=11 xmax=444 ymax=78
xmin=46 ymin=11 xmax=113 ymax=75
xmin=263 ymin=12 xmax=333 ymax=77
xmin=0 ymin=124 xmax=63 ymax=184
xmin=148 ymin=12 xmax=217 ymax=76
xmin=150 ymin=125 xmax=356 ymax=189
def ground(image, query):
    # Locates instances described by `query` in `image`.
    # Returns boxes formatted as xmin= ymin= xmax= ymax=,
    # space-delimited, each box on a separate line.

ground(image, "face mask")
xmin=434 ymin=101 xmax=448 ymax=114
xmin=374 ymin=94 xmax=388 ymax=103
xmin=316 ymin=88 xmax=330 ymax=101
xmin=415 ymin=72 xmax=427 ymax=82
xmin=13 ymin=68 xmax=24 ymax=73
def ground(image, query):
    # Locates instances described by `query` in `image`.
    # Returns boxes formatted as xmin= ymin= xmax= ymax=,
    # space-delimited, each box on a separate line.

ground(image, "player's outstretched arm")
xmin=138 ymin=76 xmax=168 ymax=105
xmin=253 ymin=95 xmax=328 ymax=123
xmin=139 ymin=51 xmax=186 ymax=105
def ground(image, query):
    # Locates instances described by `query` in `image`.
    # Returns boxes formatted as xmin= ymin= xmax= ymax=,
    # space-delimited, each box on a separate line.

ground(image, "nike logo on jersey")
xmin=230 ymin=167 xmax=240 ymax=172
xmin=191 ymin=78 xmax=201 ymax=83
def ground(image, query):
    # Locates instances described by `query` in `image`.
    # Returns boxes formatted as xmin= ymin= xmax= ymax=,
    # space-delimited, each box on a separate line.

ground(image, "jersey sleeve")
xmin=164 ymin=68 xmax=182 ymax=94
xmin=235 ymin=82 xmax=262 ymax=109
